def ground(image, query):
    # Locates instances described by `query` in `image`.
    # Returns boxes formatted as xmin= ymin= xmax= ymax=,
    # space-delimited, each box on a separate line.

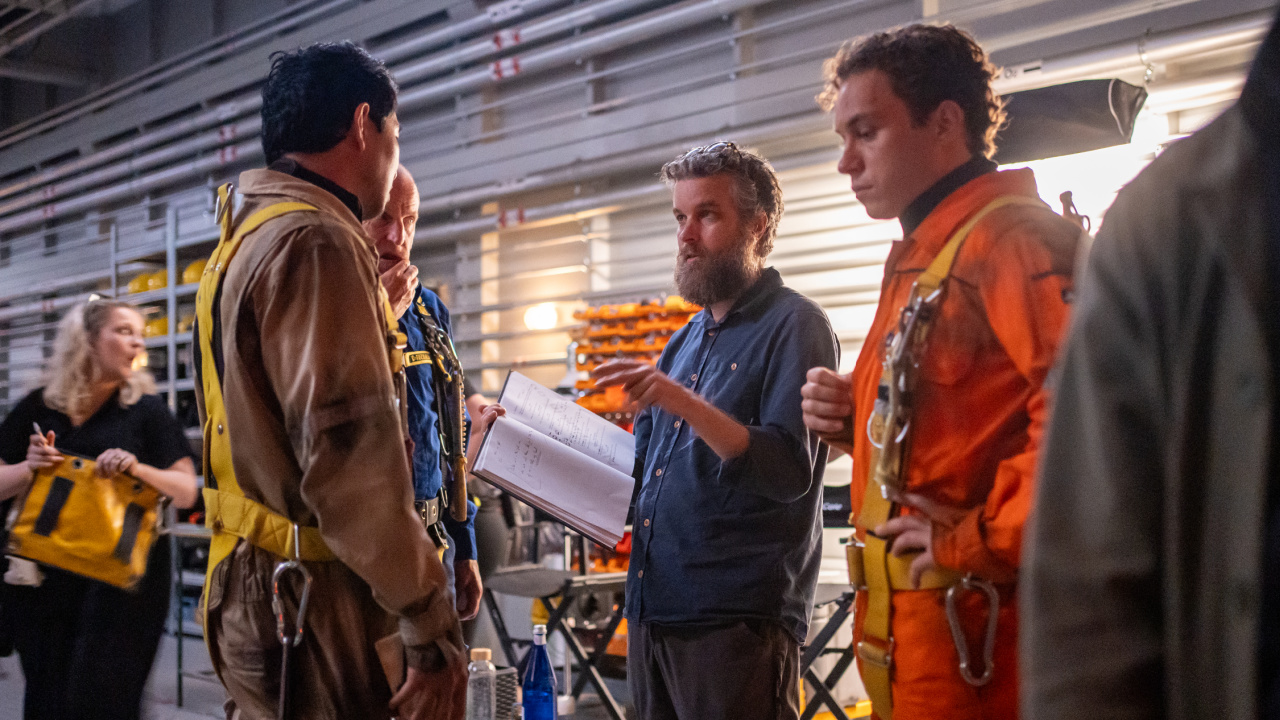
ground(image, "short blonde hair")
xmin=43 ymin=300 xmax=154 ymax=418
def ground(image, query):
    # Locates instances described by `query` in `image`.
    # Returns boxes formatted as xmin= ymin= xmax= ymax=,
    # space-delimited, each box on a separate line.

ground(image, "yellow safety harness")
xmin=195 ymin=183 xmax=407 ymax=616
xmin=848 ymin=196 xmax=1046 ymax=719
xmin=194 ymin=184 xmax=328 ymax=639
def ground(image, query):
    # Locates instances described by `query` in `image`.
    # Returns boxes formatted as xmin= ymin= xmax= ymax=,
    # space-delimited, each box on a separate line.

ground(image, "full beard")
xmin=674 ymin=239 xmax=760 ymax=308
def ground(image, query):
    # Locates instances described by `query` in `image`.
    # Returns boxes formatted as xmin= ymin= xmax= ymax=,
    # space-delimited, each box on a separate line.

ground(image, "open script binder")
xmin=472 ymin=371 xmax=634 ymax=546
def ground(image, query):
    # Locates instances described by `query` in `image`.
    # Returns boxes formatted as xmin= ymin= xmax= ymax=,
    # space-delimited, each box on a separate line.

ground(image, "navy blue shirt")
xmin=401 ymin=285 xmax=476 ymax=561
xmin=626 ymin=268 xmax=838 ymax=643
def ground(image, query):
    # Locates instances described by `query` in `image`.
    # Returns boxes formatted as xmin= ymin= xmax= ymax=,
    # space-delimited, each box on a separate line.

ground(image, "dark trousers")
xmin=627 ymin=619 xmax=800 ymax=720
xmin=10 ymin=540 xmax=171 ymax=720
xmin=463 ymin=502 xmax=509 ymax=645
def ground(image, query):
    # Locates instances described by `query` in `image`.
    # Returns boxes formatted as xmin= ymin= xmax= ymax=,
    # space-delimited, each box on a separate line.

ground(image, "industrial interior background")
xmin=0 ymin=0 xmax=1271 ymax=716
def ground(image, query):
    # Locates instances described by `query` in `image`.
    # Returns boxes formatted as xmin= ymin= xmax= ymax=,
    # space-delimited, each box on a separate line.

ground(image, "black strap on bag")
xmin=0 ymin=497 xmax=13 ymax=657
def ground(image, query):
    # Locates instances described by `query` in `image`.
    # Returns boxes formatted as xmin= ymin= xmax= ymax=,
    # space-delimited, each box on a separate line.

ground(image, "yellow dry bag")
xmin=7 ymin=453 xmax=162 ymax=589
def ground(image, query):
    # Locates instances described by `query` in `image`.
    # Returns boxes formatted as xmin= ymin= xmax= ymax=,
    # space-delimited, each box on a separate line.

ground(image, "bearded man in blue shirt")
xmin=593 ymin=142 xmax=838 ymax=720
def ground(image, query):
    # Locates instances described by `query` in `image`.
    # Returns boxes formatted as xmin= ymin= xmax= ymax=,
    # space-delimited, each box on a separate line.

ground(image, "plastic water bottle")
xmin=521 ymin=624 xmax=558 ymax=720
xmin=465 ymin=648 xmax=497 ymax=720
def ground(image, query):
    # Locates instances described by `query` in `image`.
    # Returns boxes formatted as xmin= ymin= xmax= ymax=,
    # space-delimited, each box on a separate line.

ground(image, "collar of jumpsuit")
xmin=267 ymin=158 xmax=363 ymax=221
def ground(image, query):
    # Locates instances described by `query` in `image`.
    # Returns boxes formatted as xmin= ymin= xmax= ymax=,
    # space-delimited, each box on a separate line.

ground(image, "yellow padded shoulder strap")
xmin=194 ymin=184 xmax=318 ymax=630
xmin=914 ymin=195 xmax=1047 ymax=296
xmin=196 ymin=188 xmax=316 ymax=496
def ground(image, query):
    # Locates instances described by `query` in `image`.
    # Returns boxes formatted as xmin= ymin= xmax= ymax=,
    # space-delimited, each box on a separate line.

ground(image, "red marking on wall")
xmin=490 ymin=57 xmax=521 ymax=80
xmin=218 ymin=124 xmax=237 ymax=141
xmin=217 ymin=146 xmax=238 ymax=165
xmin=497 ymin=208 xmax=525 ymax=228
xmin=492 ymin=28 xmax=521 ymax=50
xmin=41 ymin=204 xmax=56 ymax=219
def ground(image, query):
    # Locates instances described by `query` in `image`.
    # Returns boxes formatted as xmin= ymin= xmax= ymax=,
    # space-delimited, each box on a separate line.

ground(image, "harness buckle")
xmin=856 ymin=637 xmax=895 ymax=669
xmin=944 ymin=574 xmax=999 ymax=686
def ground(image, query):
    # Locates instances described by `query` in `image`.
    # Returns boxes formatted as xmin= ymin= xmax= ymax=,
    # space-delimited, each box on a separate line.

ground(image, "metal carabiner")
xmin=272 ymin=524 xmax=313 ymax=648
xmin=272 ymin=524 xmax=313 ymax=720
xmin=944 ymin=574 xmax=999 ymax=687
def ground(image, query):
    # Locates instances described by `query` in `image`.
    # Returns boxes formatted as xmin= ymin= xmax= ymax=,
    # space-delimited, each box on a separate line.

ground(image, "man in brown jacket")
xmin=1023 ymin=11 xmax=1280 ymax=720
xmin=196 ymin=42 xmax=466 ymax=720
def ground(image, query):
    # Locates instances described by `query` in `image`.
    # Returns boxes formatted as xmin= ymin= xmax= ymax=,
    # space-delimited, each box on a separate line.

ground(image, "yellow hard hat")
xmin=144 ymin=315 xmax=168 ymax=338
xmin=145 ymin=270 xmax=168 ymax=292
xmin=182 ymin=258 xmax=207 ymax=286
xmin=127 ymin=274 xmax=150 ymax=294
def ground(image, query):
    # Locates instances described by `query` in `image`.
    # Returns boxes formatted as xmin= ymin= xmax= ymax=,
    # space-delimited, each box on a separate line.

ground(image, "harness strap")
xmin=203 ymin=487 xmax=337 ymax=562
xmin=855 ymin=194 xmax=1047 ymax=720
xmin=412 ymin=294 xmax=470 ymax=523
xmin=195 ymin=187 xmax=324 ymax=629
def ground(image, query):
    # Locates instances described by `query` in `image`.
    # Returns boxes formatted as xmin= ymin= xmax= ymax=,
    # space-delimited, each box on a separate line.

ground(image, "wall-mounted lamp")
xmin=524 ymin=302 xmax=559 ymax=331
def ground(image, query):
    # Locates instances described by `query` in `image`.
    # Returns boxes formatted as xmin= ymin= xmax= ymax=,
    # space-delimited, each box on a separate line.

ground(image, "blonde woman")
xmin=0 ymin=299 xmax=197 ymax=720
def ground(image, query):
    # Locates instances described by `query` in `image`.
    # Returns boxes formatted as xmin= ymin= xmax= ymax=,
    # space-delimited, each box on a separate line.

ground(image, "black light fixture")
xmin=993 ymin=78 xmax=1149 ymax=165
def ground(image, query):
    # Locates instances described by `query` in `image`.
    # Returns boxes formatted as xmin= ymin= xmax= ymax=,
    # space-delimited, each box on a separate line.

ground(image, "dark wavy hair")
xmin=819 ymin=24 xmax=1006 ymax=159
xmin=260 ymin=41 xmax=398 ymax=164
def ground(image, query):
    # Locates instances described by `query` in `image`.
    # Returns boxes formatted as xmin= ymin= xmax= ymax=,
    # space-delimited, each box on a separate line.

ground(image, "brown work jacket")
xmin=1024 ymin=102 xmax=1272 ymax=720
xmin=198 ymin=169 xmax=460 ymax=718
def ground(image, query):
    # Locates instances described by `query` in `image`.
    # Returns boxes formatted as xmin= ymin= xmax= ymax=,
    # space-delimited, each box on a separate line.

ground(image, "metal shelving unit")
xmin=103 ymin=195 xmax=221 ymax=708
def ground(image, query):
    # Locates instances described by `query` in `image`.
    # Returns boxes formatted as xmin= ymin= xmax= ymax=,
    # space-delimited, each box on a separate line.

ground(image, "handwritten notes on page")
xmin=471 ymin=372 xmax=635 ymax=546
xmin=498 ymin=371 xmax=634 ymax=475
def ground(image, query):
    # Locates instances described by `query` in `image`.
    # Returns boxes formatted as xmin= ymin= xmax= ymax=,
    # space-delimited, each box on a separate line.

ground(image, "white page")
xmin=474 ymin=415 xmax=632 ymax=545
xmin=498 ymin=371 xmax=634 ymax=475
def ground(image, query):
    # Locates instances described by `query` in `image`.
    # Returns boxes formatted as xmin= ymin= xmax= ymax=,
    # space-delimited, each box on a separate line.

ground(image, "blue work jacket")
xmin=401 ymin=285 xmax=476 ymax=561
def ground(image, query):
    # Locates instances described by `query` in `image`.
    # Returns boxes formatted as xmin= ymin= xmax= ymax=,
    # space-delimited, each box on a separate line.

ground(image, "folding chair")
xmin=801 ymin=590 xmax=858 ymax=720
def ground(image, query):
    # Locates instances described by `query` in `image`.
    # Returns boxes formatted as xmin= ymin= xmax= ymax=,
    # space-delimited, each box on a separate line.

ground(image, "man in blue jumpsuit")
xmin=367 ymin=165 xmax=482 ymax=620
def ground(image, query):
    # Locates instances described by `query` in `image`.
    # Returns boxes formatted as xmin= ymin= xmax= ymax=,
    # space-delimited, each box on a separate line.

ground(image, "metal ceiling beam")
xmin=0 ymin=1 xmax=64 ymax=10
xmin=0 ymin=0 xmax=98 ymax=61
xmin=0 ymin=56 xmax=88 ymax=85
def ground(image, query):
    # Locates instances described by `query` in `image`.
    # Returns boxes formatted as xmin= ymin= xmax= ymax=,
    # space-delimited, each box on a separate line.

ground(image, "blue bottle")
xmin=521 ymin=624 xmax=558 ymax=720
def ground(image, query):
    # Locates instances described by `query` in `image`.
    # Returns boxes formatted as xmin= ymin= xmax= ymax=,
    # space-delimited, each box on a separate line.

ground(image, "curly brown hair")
xmin=818 ymin=23 xmax=1006 ymax=159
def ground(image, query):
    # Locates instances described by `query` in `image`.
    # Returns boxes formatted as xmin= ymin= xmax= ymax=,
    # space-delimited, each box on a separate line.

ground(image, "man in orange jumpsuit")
xmin=800 ymin=24 xmax=1082 ymax=720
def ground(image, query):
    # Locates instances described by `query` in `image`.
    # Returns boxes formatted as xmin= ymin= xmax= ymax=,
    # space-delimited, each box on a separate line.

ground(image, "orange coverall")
xmin=849 ymin=168 xmax=1081 ymax=719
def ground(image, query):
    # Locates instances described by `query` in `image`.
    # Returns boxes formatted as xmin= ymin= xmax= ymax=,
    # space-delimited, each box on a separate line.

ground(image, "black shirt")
xmin=267 ymin=158 xmax=363 ymax=221
xmin=899 ymin=156 xmax=998 ymax=238
xmin=0 ymin=388 xmax=192 ymax=472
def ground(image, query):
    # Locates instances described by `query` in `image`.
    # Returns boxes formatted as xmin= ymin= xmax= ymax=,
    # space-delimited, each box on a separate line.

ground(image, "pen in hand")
xmin=29 ymin=422 xmax=61 ymax=471
xmin=32 ymin=422 xmax=55 ymax=447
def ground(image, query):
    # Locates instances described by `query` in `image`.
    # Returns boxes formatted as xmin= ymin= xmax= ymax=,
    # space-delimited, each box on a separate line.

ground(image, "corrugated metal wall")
xmin=0 ymin=0 xmax=1269 ymax=417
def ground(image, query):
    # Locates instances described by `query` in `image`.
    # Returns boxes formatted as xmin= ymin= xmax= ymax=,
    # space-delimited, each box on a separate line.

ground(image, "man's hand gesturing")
xmin=591 ymin=359 xmax=693 ymax=415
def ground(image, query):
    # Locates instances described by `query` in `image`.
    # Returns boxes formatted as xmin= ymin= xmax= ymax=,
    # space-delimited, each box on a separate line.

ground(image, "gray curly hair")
xmin=659 ymin=141 xmax=784 ymax=256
